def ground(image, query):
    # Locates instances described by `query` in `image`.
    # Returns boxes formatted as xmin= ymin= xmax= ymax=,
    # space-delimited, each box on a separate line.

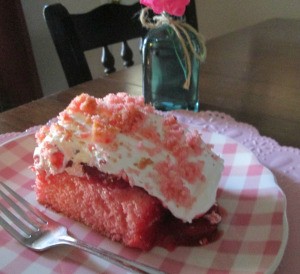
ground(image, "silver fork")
xmin=0 ymin=182 xmax=165 ymax=274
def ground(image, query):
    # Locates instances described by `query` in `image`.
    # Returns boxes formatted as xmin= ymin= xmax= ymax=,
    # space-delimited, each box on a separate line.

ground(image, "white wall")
xmin=21 ymin=0 xmax=300 ymax=97
xmin=196 ymin=0 xmax=300 ymax=40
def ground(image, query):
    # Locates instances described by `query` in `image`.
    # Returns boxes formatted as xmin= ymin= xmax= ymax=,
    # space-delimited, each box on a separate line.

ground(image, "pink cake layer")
xmin=35 ymin=167 xmax=220 ymax=251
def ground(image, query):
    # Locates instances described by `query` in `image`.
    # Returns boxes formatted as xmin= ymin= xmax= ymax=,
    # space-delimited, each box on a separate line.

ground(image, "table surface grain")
xmin=1 ymin=18 xmax=299 ymax=148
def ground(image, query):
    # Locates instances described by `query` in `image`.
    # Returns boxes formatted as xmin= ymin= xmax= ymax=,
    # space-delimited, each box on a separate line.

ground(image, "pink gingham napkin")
xmin=0 ymin=125 xmax=287 ymax=273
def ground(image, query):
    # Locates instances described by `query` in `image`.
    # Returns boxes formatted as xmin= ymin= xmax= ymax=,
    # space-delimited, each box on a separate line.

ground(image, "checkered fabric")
xmin=0 ymin=131 xmax=287 ymax=274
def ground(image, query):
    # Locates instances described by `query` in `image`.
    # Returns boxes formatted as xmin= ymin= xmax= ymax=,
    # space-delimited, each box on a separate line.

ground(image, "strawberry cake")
xmin=32 ymin=93 xmax=224 ymax=251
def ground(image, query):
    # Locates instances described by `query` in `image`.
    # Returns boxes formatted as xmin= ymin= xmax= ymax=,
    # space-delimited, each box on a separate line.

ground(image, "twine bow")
xmin=140 ymin=7 xmax=206 ymax=90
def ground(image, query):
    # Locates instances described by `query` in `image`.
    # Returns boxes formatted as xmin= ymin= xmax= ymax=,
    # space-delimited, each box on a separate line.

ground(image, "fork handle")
xmin=58 ymin=235 xmax=166 ymax=274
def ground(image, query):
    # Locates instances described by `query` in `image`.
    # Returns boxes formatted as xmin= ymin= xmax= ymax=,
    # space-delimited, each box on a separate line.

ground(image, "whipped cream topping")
xmin=33 ymin=93 xmax=224 ymax=223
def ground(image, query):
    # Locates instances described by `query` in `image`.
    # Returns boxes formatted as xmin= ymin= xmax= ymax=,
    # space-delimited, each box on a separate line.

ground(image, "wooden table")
xmin=1 ymin=18 xmax=299 ymax=148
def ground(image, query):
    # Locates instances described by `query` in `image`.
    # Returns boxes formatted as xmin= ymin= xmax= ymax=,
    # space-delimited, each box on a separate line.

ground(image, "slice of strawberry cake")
xmin=32 ymin=93 xmax=224 ymax=251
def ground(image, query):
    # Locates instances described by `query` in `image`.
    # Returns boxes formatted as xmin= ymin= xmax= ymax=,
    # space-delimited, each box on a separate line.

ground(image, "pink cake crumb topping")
xmin=66 ymin=93 xmax=203 ymax=206
xmin=154 ymin=160 xmax=196 ymax=208
xmin=34 ymin=93 xmax=224 ymax=222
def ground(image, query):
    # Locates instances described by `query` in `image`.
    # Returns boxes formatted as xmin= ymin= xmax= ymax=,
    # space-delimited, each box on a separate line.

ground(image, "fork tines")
xmin=0 ymin=182 xmax=47 ymax=240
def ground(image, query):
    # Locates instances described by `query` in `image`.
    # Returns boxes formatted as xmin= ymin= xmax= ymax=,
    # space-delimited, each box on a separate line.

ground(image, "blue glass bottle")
xmin=142 ymin=23 xmax=201 ymax=112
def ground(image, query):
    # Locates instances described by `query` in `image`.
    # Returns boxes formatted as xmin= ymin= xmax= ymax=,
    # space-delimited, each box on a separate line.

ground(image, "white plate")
xmin=0 ymin=131 xmax=288 ymax=273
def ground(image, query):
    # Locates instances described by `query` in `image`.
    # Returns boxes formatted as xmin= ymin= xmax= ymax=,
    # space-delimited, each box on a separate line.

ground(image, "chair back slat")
xmin=101 ymin=46 xmax=116 ymax=74
xmin=121 ymin=41 xmax=134 ymax=67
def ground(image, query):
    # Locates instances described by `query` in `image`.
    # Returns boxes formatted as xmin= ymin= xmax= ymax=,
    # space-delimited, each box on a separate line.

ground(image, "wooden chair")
xmin=44 ymin=1 xmax=198 ymax=87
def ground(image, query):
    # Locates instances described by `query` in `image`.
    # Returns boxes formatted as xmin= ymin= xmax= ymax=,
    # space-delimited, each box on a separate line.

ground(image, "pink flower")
xmin=140 ymin=0 xmax=190 ymax=17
